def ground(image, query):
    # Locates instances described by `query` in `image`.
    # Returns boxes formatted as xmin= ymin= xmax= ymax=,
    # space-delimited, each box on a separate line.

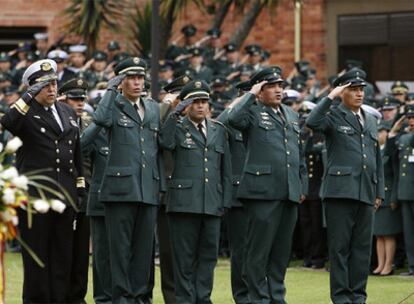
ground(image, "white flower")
xmin=50 ymin=199 xmax=66 ymax=214
xmin=11 ymin=175 xmax=29 ymax=190
xmin=2 ymin=188 xmax=16 ymax=205
xmin=33 ymin=199 xmax=50 ymax=213
xmin=0 ymin=143 xmax=3 ymax=153
xmin=5 ymin=137 xmax=23 ymax=153
xmin=0 ymin=167 xmax=19 ymax=180
xmin=0 ymin=210 xmax=13 ymax=222
xmin=11 ymin=215 xmax=18 ymax=226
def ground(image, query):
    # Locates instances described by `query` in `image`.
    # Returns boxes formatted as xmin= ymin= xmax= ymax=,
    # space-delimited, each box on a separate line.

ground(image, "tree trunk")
xmin=229 ymin=0 xmax=265 ymax=48
xmin=159 ymin=0 xmax=176 ymax=59
xmin=210 ymin=0 xmax=232 ymax=29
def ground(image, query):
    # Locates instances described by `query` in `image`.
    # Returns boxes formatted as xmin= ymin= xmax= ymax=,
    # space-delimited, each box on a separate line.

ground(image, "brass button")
xmin=309 ymin=155 xmax=313 ymax=159
xmin=204 ymin=148 xmax=208 ymax=152
xmin=69 ymin=160 xmax=73 ymax=164
xmin=178 ymin=184 xmax=182 ymax=188
xmin=56 ymin=168 xmax=60 ymax=172
xmin=141 ymin=138 xmax=144 ymax=142
xmin=142 ymin=164 xmax=146 ymax=168
xmin=256 ymin=171 xmax=260 ymax=175
xmin=56 ymin=149 xmax=60 ymax=153
xmin=309 ymin=173 xmax=313 ymax=178
xmin=309 ymin=168 xmax=314 ymax=172
xmin=142 ymin=150 xmax=145 ymax=154
xmin=309 ymin=161 xmax=314 ymax=165
xmin=337 ymin=171 xmax=341 ymax=175
xmin=204 ymin=158 xmax=208 ymax=162
xmin=55 ymin=140 xmax=58 ymax=145
xmin=287 ymin=164 xmax=290 ymax=168
xmin=361 ymin=134 xmax=364 ymax=138
xmin=56 ymin=159 xmax=60 ymax=163
xmin=69 ymin=168 xmax=73 ymax=173
xmin=385 ymin=187 xmax=388 ymax=191
xmin=68 ymin=140 xmax=72 ymax=144
xmin=404 ymin=155 xmax=408 ymax=159
xmin=205 ymin=178 xmax=209 ymax=182
xmin=117 ymin=172 xmax=120 ymax=176
xmin=236 ymin=181 xmax=240 ymax=185
xmin=140 ymin=126 xmax=144 ymax=130
xmin=403 ymin=164 xmax=407 ymax=168
xmin=402 ymin=173 xmax=406 ymax=176
xmin=286 ymin=151 xmax=290 ymax=155
xmin=363 ymin=165 xmax=367 ymax=170
xmin=363 ymin=154 xmax=367 ymax=158
xmin=69 ymin=150 xmax=73 ymax=154
xmin=205 ymin=168 xmax=208 ymax=172
xmin=362 ymin=144 xmax=366 ymax=148
xmin=284 ymin=139 xmax=288 ymax=143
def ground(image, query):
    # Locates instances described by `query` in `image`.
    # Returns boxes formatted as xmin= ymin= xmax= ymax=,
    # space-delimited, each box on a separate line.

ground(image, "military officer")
xmin=81 ymin=118 xmax=112 ymax=303
xmin=372 ymin=121 xmax=401 ymax=276
xmin=68 ymin=45 xmax=87 ymax=74
xmin=306 ymin=68 xmax=384 ymax=304
xmin=244 ymin=44 xmax=263 ymax=71
xmin=387 ymin=106 xmax=414 ymax=276
xmin=217 ymin=95 xmax=250 ymax=303
xmin=84 ymin=50 xmax=109 ymax=88
xmin=159 ymin=80 xmax=232 ymax=304
xmin=93 ymin=57 xmax=162 ymax=304
xmin=1 ymin=59 xmax=85 ymax=303
xmin=34 ymin=32 xmax=49 ymax=59
xmin=380 ymin=96 xmax=399 ymax=122
xmin=59 ymin=78 xmax=91 ymax=303
xmin=188 ymin=47 xmax=213 ymax=83
xmin=228 ymin=67 xmax=307 ymax=303
xmin=47 ymin=49 xmax=76 ymax=86
xmin=391 ymin=81 xmax=409 ymax=104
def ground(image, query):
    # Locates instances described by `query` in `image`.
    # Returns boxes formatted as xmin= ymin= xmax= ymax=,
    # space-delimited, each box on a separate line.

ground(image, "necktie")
xmin=46 ymin=107 xmax=63 ymax=132
xmin=198 ymin=123 xmax=206 ymax=142
xmin=356 ymin=113 xmax=364 ymax=128
xmin=134 ymin=103 xmax=144 ymax=120
xmin=277 ymin=109 xmax=286 ymax=124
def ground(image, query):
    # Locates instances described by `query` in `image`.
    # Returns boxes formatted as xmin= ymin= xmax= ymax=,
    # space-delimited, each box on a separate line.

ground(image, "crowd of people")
xmin=0 ymin=24 xmax=413 ymax=304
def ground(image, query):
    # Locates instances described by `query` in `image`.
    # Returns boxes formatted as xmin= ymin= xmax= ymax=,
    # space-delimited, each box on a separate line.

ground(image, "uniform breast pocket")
xmin=325 ymin=166 xmax=353 ymax=194
xmin=116 ymin=118 xmax=136 ymax=144
xmin=179 ymin=142 xmax=199 ymax=167
xmin=168 ymin=179 xmax=193 ymax=206
xmin=336 ymin=127 xmax=356 ymax=149
xmin=258 ymin=121 xmax=276 ymax=142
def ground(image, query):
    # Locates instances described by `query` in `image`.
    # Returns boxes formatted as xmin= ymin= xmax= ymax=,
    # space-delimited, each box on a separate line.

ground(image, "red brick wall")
xmin=0 ymin=0 xmax=327 ymax=80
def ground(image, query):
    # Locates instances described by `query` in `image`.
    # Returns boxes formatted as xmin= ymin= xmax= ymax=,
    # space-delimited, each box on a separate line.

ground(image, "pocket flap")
xmin=215 ymin=145 xmax=225 ymax=153
xmin=98 ymin=147 xmax=110 ymax=156
xmin=106 ymin=167 xmax=133 ymax=177
xmin=169 ymin=179 xmax=193 ymax=189
xmin=244 ymin=164 xmax=272 ymax=175
xmin=327 ymin=166 xmax=352 ymax=176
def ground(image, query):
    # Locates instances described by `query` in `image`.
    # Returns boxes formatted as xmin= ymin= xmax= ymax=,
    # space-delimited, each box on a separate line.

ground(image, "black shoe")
xmin=400 ymin=271 xmax=414 ymax=277
xmin=303 ymin=260 xmax=312 ymax=268
xmin=312 ymin=262 xmax=325 ymax=269
xmin=371 ymin=270 xmax=381 ymax=276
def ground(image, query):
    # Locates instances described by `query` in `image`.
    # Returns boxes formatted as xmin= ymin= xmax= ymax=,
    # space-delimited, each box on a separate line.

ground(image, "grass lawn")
xmin=4 ymin=253 xmax=414 ymax=303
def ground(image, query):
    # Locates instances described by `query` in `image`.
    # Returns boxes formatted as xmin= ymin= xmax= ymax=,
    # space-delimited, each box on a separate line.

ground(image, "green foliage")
xmin=160 ymin=0 xmax=205 ymax=18
xmin=62 ymin=0 xmax=126 ymax=52
xmin=129 ymin=1 xmax=152 ymax=58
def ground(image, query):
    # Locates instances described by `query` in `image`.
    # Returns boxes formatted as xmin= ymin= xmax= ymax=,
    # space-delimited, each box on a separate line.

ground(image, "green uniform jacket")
xmin=228 ymin=93 xmax=307 ymax=203
xmin=159 ymin=114 xmax=232 ymax=216
xmin=81 ymin=122 xmax=109 ymax=216
xmin=217 ymin=109 xmax=246 ymax=207
xmin=306 ymin=97 xmax=384 ymax=205
xmin=93 ymin=90 xmax=163 ymax=205
xmin=380 ymin=148 xmax=397 ymax=206
xmin=387 ymin=133 xmax=414 ymax=201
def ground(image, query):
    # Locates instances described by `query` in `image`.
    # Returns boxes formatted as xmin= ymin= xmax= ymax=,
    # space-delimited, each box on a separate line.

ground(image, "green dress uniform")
xmin=228 ymin=68 xmax=307 ymax=304
xmin=387 ymin=126 xmax=414 ymax=274
xmin=93 ymin=57 xmax=163 ymax=304
xmin=217 ymin=108 xmax=250 ymax=304
xmin=373 ymin=146 xmax=401 ymax=236
xmin=81 ymin=122 xmax=112 ymax=303
xmin=305 ymin=68 xmax=384 ymax=304
xmin=159 ymin=80 xmax=232 ymax=304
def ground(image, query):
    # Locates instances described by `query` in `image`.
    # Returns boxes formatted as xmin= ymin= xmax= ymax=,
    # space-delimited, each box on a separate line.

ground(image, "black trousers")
xmin=157 ymin=205 xmax=176 ymax=304
xmin=298 ymin=199 xmax=327 ymax=265
xmin=18 ymin=207 xmax=75 ymax=303
xmin=68 ymin=212 xmax=90 ymax=304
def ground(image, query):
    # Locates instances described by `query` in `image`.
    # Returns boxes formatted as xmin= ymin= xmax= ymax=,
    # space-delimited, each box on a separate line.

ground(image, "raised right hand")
xmin=107 ymin=74 xmax=126 ymax=91
xmin=21 ymin=80 xmax=50 ymax=102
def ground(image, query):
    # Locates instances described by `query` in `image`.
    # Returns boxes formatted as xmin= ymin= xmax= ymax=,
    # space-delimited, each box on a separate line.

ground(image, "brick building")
xmin=1 ymin=0 xmax=414 ymax=85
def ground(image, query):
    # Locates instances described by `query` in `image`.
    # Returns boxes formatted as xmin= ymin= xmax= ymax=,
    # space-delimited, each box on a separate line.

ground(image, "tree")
xmin=62 ymin=0 xmax=126 ymax=52
xmin=129 ymin=1 xmax=153 ymax=58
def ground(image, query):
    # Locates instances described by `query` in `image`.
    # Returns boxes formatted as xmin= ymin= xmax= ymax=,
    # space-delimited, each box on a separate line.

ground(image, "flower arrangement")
xmin=0 ymin=136 xmax=74 ymax=302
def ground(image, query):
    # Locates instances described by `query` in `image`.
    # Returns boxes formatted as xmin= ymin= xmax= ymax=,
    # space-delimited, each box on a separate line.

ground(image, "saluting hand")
xmin=22 ymin=80 xmax=51 ymax=102
xmin=327 ymin=82 xmax=351 ymax=100
xmin=249 ymin=80 xmax=268 ymax=96
xmin=107 ymin=74 xmax=126 ymax=91
xmin=173 ymin=99 xmax=193 ymax=116
xmin=389 ymin=115 xmax=406 ymax=138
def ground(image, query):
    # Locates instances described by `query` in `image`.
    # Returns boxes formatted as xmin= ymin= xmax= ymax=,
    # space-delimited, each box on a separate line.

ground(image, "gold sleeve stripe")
xmin=13 ymin=99 xmax=30 ymax=115
xmin=76 ymin=177 xmax=86 ymax=188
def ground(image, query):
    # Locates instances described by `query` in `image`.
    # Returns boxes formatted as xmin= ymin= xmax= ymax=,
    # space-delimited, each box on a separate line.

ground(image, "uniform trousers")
xmin=242 ymin=199 xmax=298 ymax=304
xmin=18 ymin=207 xmax=75 ymax=303
xmin=157 ymin=205 xmax=176 ymax=304
xmin=401 ymin=201 xmax=414 ymax=272
xmin=168 ymin=212 xmax=221 ymax=304
xmin=299 ymin=199 xmax=326 ymax=266
xmin=68 ymin=211 xmax=90 ymax=304
xmin=227 ymin=206 xmax=250 ymax=304
xmin=90 ymin=216 xmax=112 ymax=304
xmin=105 ymin=202 xmax=157 ymax=304
xmin=325 ymin=199 xmax=374 ymax=304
